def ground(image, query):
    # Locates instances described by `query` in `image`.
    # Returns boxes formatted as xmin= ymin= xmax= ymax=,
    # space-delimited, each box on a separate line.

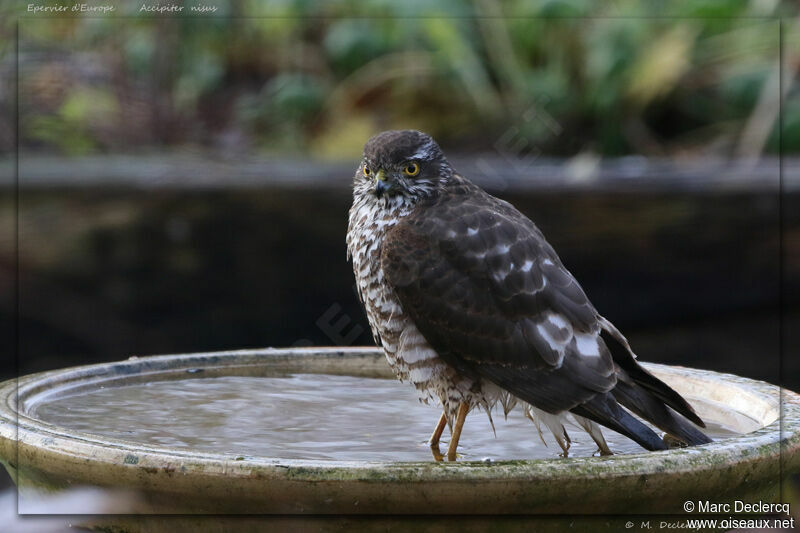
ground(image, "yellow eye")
xmin=363 ymin=166 xmax=371 ymax=176
xmin=403 ymin=163 xmax=420 ymax=176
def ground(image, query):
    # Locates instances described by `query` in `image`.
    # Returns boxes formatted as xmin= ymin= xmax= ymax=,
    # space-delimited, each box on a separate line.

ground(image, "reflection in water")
xmin=34 ymin=374 xmax=739 ymax=461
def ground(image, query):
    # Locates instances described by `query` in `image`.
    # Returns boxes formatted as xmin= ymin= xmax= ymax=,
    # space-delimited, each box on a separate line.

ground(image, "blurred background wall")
xmin=1 ymin=0 xmax=799 ymax=502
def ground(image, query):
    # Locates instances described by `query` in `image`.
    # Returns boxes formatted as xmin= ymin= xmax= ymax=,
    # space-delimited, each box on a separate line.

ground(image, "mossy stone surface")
xmin=0 ymin=347 xmax=797 ymax=519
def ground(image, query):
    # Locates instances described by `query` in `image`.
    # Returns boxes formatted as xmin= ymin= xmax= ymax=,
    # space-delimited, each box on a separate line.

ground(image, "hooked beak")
xmin=374 ymin=168 xmax=390 ymax=197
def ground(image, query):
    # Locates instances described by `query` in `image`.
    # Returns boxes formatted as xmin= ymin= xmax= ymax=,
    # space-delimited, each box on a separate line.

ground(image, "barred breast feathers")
xmin=347 ymin=189 xmax=504 ymax=426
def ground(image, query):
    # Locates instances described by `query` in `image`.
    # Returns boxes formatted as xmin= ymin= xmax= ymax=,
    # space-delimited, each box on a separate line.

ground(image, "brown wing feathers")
xmin=383 ymin=182 xmax=617 ymax=408
xmin=383 ymin=177 xmax=710 ymax=449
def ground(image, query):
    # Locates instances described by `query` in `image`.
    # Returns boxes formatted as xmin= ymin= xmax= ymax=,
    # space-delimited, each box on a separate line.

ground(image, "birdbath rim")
xmin=1 ymin=346 xmax=798 ymax=515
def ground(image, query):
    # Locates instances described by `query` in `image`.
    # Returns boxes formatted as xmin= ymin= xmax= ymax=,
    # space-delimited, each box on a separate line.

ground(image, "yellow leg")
xmin=429 ymin=412 xmax=447 ymax=462
xmin=447 ymin=402 xmax=470 ymax=461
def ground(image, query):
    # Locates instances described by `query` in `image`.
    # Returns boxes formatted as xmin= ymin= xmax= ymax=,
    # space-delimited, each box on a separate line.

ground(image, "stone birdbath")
xmin=0 ymin=347 xmax=797 ymax=529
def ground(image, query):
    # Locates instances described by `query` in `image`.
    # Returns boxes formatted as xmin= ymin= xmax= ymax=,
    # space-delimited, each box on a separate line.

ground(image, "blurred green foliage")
xmin=9 ymin=0 xmax=800 ymax=158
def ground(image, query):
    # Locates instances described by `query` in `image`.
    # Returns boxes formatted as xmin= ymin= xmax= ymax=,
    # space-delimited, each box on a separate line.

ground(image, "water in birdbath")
xmin=32 ymin=373 xmax=743 ymax=461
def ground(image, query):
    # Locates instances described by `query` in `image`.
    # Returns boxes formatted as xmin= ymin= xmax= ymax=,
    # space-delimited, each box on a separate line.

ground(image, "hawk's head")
xmin=355 ymin=130 xmax=453 ymax=206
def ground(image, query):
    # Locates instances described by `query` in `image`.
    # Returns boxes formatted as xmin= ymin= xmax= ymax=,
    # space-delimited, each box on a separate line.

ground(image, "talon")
xmin=590 ymin=444 xmax=613 ymax=457
xmin=430 ymin=447 xmax=444 ymax=462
